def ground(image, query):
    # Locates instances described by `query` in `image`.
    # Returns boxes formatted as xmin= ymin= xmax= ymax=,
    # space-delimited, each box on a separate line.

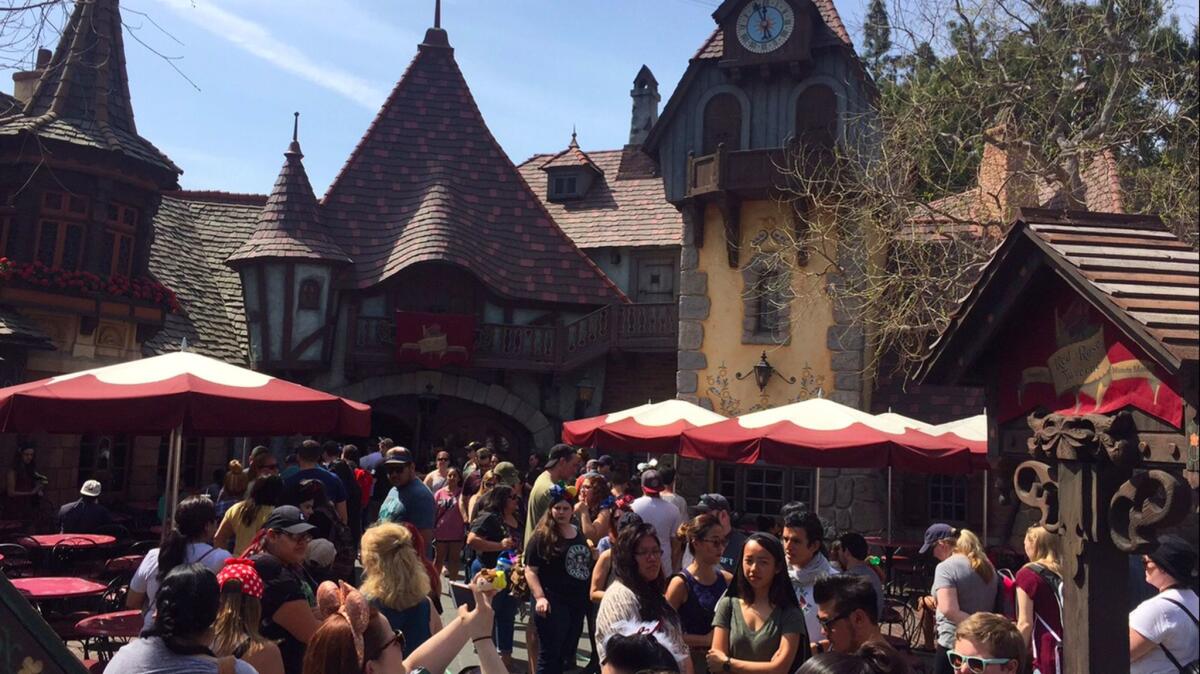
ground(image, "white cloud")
xmin=154 ymin=0 xmax=387 ymax=111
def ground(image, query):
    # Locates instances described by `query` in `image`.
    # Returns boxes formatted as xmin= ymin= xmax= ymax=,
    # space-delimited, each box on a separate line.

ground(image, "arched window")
xmin=795 ymin=84 xmax=838 ymax=149
xmin=703 ymin=93 xmax=743 ymax=154
xmin=297 ymin=277 xmax=322 ymax=311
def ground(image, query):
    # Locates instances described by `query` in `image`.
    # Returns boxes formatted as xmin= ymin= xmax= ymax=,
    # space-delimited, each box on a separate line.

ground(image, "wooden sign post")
xmin=1015 ymin=411 xmax=1192 ymax=674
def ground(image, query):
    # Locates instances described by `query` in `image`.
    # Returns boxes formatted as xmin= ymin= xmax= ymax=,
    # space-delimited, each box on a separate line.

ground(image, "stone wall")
xmin=817 ymin=467 xmax=886 ymax=534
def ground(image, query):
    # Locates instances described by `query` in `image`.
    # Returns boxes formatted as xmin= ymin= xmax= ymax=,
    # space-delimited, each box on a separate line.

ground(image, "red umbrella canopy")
xmin=562 ymin=399 xmax=726 ymax=454
xmin=0 ymin=351 xmax=370 ymax=436
xmin=680 ymin=398 xmax=973 ymax=470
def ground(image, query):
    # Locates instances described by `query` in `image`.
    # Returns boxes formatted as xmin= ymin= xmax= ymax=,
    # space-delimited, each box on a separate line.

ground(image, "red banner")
xmin=996 ymin=287 xmax=1182 ymax=428
xmin=395 ymin=311 xmax=476 ymax=368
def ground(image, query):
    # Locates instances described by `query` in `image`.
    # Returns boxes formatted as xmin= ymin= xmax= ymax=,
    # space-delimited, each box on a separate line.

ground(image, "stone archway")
xmin=331 ymin=372 xmax=555 ymax=450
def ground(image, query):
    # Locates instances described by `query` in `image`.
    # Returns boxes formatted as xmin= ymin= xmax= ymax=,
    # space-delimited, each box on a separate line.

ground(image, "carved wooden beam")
xmin=715 ymin=193 xmax=740 ymax=268
xmin=1110 ymin=469 xmax=1192 ymax=553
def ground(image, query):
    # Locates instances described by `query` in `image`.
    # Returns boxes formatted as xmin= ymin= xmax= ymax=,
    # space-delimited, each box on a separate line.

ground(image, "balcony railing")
xmin=352 ymin=303 xmax=677 ymax=372
xmin=686 ymin=142 xmax=827 ymax=200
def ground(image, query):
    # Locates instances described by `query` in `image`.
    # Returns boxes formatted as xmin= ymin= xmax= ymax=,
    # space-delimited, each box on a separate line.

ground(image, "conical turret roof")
xmin=0 ymin=0 xmax=179 ymax=178
xmin=319 ymin=24 xmax=624 ymax=304
xmin=227 ymin=115 xmax=351 ymax=265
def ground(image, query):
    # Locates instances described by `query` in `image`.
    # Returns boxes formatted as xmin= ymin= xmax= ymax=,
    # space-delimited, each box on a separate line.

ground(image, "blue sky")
xmin=103 ymin=0 xmax=869 ymax=194
xmin=6 ymin=1 xmax=1194 ymax=195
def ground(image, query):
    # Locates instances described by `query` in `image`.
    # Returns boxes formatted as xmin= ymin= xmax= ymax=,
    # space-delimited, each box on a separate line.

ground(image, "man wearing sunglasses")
xmin=948 ymin=612 xmax=1024 ymax=674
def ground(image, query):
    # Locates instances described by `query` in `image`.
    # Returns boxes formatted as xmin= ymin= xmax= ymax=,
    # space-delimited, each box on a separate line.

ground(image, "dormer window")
xmin=550 ymin=173 xmax=580 ymax=200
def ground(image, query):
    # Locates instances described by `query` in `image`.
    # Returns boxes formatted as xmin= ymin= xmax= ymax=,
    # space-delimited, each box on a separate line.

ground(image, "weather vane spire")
xmin=434 ymin=0 xmax=441 ymax=29
xmin=292 ymin=111 xmax=299 ymax=143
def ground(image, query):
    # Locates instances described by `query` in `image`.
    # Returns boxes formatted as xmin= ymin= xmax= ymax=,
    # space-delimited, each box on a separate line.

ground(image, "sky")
xmin=12 ymin=0 xmax=872 ymax=194
xmin=4 ymin=1 xmax=1195 ymax=195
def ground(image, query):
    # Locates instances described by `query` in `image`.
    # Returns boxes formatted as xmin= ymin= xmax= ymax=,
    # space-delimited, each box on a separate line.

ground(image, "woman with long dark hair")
xmin=707 ymin=532 xmax=808 ymax=674
xmin=215 ymin=474 xmax=284 ymax=555
xmin=595 ymin=522 xmax=691 ymax=674
xmin=433 ymin=466 xmax=465 ymax=582
xmin=128 ymin=496 xmax=231 ymax=630
xmin=668 ymin=513 xmax=733 ymax=671
xmin=5 ymin=444 xmax=46 ymax=520
xmin=108 ymin=563 xmax=257 ymax=673
xmin=524 ymin=483 xmax=594 ymax=674
xmin=468 ymin=483 xmax=522 ymax=667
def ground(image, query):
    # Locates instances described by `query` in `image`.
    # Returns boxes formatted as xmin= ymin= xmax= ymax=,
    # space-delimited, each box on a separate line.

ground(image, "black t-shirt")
xmin=470 ymin=511 xmax=515 ymax=568
xmin=250 ymin=552 xmax=315 ymax=674
xmin=721 ymin=529 xmax=749 ymax=574
xmin=523 ymin=528 xmax=592 ymax=607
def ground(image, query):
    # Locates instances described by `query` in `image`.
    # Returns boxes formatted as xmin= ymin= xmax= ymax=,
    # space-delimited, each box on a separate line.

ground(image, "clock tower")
xmin=715 ymin=0 xmax=818 ymax=74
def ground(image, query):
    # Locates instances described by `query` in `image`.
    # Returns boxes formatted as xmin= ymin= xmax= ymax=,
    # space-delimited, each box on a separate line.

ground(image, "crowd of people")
xmin=11 ymin=436 xmax=1193 ymax=674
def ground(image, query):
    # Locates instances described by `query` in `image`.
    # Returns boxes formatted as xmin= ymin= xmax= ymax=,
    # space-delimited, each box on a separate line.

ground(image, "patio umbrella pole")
xmin=165 ymin=424 xmax=183 ymax=538
xmin=982 ymin=469 xmax=989 ymax=545
xmin=886 ymin=467 xmax=893 ymax=544
xmin=814 ymin=468 xmax=821 ymax=517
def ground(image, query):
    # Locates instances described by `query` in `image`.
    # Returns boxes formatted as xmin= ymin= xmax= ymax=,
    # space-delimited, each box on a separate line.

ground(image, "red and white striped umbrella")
xmin=563 ymin=399 xmax=726 ymax=454
xmin=924 ymin=414 xmax=989 ymax=472
xmin=679 ymin=397 xmax=974 ymax=470
xmin=0 ymin=351 xmax=370 ymax=436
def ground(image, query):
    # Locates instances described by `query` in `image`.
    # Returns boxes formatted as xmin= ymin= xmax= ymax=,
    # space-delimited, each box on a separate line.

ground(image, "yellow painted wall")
xmin=696 ymin=199 xmax=834 ymax=416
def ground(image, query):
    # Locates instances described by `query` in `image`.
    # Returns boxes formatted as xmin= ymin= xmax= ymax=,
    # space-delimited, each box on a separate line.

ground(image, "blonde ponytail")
xmin=954 ymin=528 xmax=994 ymax=583
xmin=1023 ymin=525 xmax=1061 ymax=576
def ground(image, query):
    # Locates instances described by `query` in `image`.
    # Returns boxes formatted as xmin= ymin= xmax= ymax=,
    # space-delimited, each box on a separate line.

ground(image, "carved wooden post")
xmin=1014 ymin=411 xmax=1192 ymax=674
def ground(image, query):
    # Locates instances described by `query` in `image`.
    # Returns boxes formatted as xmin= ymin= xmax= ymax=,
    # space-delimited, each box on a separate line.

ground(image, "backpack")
xmin=1157 ymin=596 xmax=1200 ymax=674
xmin=994 ymin=568 xmax=1017 ymax=620
xmin=1026 ymin=563 xmax=1064 ymax=674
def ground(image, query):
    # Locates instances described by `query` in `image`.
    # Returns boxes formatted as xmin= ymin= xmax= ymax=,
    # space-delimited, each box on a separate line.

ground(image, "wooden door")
xmin=632 ymin=254 xmax=677 ymax=303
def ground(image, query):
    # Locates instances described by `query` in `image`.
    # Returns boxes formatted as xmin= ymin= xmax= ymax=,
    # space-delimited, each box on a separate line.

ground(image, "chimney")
xmin=978 ymin=124 xmax=1034 ymax=220
xmin=12 ymin=48 xmax=52 ymax=105
xmin=629 ymin=65 xmax=660 ymax=147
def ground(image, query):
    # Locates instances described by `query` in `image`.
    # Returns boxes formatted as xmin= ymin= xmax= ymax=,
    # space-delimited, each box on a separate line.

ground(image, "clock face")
xmin=736 ymin=0 xmax=795 ymax=54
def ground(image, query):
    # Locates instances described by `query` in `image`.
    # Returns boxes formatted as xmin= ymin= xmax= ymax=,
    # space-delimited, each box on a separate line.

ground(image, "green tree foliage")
xmin=782 ymin=0 xmax=1198 ymax=377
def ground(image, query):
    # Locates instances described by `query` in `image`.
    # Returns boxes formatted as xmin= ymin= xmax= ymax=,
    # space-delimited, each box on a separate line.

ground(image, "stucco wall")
xmin=679 ymin=199 xmax=834 ymax=415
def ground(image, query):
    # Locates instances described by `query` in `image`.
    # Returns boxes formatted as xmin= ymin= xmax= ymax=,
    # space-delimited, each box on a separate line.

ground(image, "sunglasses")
xmin=946 ymin=651 xmax=1012 ymax=673
xmin=818 ymin=610 xmax=850 ymax=633
xmin=364 ymin=629 xmax=405 ymax=668
xmin=635 ymin=548 xmax=663 ymax=558
xmin=437 ymin=456 xmax=450 ymax=462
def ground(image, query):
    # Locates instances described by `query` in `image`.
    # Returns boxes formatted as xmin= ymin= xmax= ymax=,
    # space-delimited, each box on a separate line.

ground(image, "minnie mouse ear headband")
xmin=216 ymin=558 xmax=264 ymax=600
xmin=317 ymin=580 xmax=371 ymax=665
xmin=548 ymin=482 xmax=577 ymax=504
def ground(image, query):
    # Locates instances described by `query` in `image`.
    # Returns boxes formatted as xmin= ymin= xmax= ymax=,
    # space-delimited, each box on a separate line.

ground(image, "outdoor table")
xmin=75 ymin=610 xmax=143 ymax=639
xmin=25 ymin=534 xmax=117 ymax=548
xmin=12 ymin=576 xmax=108 ymax=600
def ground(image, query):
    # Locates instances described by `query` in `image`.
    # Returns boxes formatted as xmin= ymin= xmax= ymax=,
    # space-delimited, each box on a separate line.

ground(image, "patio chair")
xmin=0 ymin=542 xmax=33 ymax=577
xmin=127 ymin=540 xmax=158 ymax=556
xmin=98 ymin=554 xmax=143 ymax=584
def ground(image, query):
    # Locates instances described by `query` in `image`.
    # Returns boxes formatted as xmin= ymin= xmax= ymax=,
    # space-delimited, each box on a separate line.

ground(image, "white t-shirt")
xmin=1130 ymin=588 xmax=1199 ymax=674
xmin=663 ymin=492 xmax=689 ymax=524
xmin=130 ymin=542 xmax=232 ymax=630
xmin=631 ymin=495 xmax=684 ymax=576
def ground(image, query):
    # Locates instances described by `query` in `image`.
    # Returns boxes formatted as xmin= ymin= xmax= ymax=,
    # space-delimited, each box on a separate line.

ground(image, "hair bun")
xmin=228 ymin=459 xmax=244 ymax=473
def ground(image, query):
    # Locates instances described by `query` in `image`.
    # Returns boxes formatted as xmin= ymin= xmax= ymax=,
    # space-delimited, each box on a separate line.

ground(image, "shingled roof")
xmin=0 ymin=306 xmax=55 ymax=351
xmin=0 ymin=0 xmax=179 ymax=179
xmin=518 ymin=146 xmax=683 ymax=249
xmin=227 ymin=118 xmax=350 ymax=266
xmin=319 ymin=26 xmax=625 ymax=305
xmin=539 ymin=132 xmax=602 ymax=174
xmin=144 ymin=192 xmax=266 ymax=364
xmin=923 ymin=208 xmax=1199 ymax=382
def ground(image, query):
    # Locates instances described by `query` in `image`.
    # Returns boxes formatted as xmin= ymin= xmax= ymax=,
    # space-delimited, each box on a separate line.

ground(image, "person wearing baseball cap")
xmin=923 ymin=523 xmax=998 ymax=664
xmin=526 ymin=444 xmax=582 ymax=534
xmin=248 ymin=505 xmax=321 ymax=674
xmin=1130 ymin=535 xmax=1199 ymax=673
xmin=211 ymin=558 xmax=284 ymax=674
xmin=377 ymin=447 xmax=436 ymax=548
xmin=681 ymin=493 xmax=747 ymax=575
xmin=631 ymin=469 xmax=685 ymax=575
xmin=56 ymin=479 xmax=112 ymax=534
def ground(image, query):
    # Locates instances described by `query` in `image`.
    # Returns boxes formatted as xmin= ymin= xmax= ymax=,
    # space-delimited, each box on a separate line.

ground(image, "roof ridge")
xmin=166 ymin=190 xmax=270 ymax=206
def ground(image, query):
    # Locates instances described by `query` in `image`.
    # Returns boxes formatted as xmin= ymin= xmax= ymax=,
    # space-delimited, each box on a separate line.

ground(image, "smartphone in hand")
xmin=449 ymin=581 xmax=476 ymax=611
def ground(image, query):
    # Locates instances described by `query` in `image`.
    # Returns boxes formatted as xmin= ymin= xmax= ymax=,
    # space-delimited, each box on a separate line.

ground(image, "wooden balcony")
xmin=687 ymin=145 xmax=791 ymax=200
xmin=351 ymin=303 xmax=677 ymax=373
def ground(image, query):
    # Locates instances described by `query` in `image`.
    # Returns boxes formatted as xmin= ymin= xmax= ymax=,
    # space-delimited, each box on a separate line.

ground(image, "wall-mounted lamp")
xmin=574 ymin=378 xmax=596 ymax=418
xmin=735 ymin=351 xmax=797 ymax=392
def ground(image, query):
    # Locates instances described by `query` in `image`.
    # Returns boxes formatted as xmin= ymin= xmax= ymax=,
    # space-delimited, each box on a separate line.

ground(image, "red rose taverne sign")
xmin=997 ymin=288 xmax=1183 ymax=428
xmin=395 ymin=311 xmax=476 ymax=368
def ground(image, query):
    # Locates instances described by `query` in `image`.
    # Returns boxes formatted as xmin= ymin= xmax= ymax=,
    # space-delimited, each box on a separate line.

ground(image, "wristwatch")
xmin=723 ymin=655 xmax=732 ymax=672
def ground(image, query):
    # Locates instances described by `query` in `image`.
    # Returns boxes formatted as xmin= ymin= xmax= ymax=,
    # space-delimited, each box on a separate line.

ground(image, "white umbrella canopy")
xmin=562 ymin=399 xmax=726 ymax=453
